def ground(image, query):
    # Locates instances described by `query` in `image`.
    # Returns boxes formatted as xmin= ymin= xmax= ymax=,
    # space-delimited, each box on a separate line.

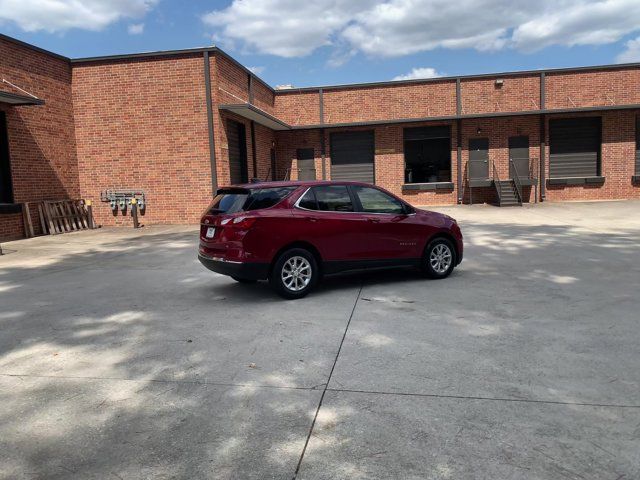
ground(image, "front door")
xmin=468 ymin=138 xmax=489 ymax=180
xmin=296 ymin=148 xmax=316 ymax=180
xmin=509 ymin=136 xmax=529 ymax=179
xmin=350 ymin=185 xmax=421 ymax=260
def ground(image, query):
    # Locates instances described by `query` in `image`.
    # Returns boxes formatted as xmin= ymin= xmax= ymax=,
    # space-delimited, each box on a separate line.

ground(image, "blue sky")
xmin=2 ymin=0 xmax=640 ymax=88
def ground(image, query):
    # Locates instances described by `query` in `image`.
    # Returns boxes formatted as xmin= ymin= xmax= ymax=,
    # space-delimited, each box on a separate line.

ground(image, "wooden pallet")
xmin=39 ymin=200 xmax=95 ymax=235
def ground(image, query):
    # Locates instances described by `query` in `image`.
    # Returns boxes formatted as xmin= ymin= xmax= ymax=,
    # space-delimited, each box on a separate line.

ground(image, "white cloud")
xmin=127 ymin=23 xmax=145 ymax=35
xmin=0 ymin=0 xmax=157 ymax=32
xmin=202 ymin=0 xmax=378 ymax=58
xmin=202 ymin=0 xmax=640 ymax=62
xmin=617 ymin=36 xmax=640 ymax=62
xmin=393 ymin=67 xmax=443 ymax=81
xmin=247 ymin=66 xmax=265 ymax=74
xmin=512 ymin=0 xmax=640 ymax=52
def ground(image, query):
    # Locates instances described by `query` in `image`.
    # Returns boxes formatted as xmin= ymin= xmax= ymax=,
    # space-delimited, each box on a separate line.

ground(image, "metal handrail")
xmin=491 ymin=160 xmax=501 ymax=205
xmin=510 ymin=159 xmax=524 ymax=204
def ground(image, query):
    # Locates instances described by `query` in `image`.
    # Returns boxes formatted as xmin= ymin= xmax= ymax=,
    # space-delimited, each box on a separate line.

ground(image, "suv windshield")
xmin=205 ymin=186 xmax=297 ymax=215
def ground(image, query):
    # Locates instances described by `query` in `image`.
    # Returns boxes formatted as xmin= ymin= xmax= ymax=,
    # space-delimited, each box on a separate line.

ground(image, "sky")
xmin=2 ymin=0 xmax=640 ymax=88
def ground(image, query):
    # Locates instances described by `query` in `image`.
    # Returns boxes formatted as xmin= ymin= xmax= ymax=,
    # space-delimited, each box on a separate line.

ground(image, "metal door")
xmin=296 ymin=148 xmax=316 ymax=180
xmin=509 ymin=135 xmax=529 ymax=179
xmin=468 ymin=138 xmax=489 ymax=179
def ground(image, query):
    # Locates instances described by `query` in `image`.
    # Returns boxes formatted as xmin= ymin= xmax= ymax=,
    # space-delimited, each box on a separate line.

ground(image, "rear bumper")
xmin=198 ymin=254 xmax=269 ymax=280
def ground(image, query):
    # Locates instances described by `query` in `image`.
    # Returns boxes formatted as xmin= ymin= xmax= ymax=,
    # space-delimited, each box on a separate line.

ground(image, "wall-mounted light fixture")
xmin=476 ymin=127 xmax=482 ymax=135
xmin=495 ymin=78 xmax=504 ymax=87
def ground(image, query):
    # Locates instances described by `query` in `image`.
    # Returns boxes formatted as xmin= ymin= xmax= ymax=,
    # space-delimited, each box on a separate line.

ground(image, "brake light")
xmin=230 ymin=216 xmax=257 ymax=229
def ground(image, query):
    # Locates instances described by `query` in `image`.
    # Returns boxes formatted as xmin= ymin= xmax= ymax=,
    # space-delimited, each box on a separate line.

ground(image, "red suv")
xmin=198 ymin=181 xmax=463 ymax=299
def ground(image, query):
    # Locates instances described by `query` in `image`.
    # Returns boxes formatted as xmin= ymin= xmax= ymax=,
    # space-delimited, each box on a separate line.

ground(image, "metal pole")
xmin=131 ymin=199 xmax=140 ymax=229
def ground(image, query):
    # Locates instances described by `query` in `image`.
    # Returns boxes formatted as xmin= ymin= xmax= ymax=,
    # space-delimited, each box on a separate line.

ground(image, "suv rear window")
xmin=206 ymin=186 xmax=296 ymax=214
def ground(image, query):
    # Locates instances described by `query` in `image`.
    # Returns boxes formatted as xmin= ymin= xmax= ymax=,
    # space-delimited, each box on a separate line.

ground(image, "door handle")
xmin=307 ymin=217 xmax=318 ymax=223
xmin=367 ymin=218 xmax=381 ymax=223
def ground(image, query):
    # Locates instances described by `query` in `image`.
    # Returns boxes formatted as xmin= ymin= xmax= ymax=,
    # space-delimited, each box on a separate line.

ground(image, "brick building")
xmin=1 ymin=33 xmax=640 ymax=240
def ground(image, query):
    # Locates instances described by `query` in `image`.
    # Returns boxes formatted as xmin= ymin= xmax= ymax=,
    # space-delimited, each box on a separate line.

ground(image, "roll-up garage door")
xmin=549 ymin=117 xmax=601 ymax=177
xmin=330 ymin=131 xmax=375 ymax=183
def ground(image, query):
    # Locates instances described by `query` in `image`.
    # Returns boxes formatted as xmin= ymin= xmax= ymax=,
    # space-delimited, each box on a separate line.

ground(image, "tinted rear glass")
xmin=207 ymin=187 xmax=296 ymax=214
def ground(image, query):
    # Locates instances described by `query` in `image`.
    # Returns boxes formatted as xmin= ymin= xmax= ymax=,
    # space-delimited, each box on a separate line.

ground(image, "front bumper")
xmin=198 ymin=254 xmax=269 ymax=280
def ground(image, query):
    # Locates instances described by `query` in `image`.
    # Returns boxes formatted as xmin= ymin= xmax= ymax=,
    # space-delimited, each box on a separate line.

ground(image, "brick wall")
xmin=72 ymin=54 xmax=212 ymax=227
xmin=546 ymin=68 xmax=640 ymax=109
xmin=274 ymin=91 xmax=321 ymax=126
xmin=0 ymin=37 xmax=78 ymax=240
xmin=0 ymin=212 xmax=24 ymax=241
xmin=461 ymin=75 xmax=541 ymax=114
xmin=322 ymin=81 xmax=457 ymax=126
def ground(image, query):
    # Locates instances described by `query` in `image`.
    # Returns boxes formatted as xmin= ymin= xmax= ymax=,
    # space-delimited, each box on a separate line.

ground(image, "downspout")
xmin=203 ymin=51 xmax=217 ymax=195
xmin=539 ymin=72 xmax=546 ymax=202
xmin=456 ymin=78 xmax=463 ymax=204
xmin=319 ymin=88 xmax=326 ymax=179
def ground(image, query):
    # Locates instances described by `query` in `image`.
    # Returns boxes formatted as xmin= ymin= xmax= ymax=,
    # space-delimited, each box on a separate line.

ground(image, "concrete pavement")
xmin=1 ymin=201 xmax=639 ymax=479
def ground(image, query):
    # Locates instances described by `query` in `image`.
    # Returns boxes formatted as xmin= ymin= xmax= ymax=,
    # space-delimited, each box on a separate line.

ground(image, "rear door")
xmin=330 ymin=131 xmax=375 ymax=183
xmin=292 ymin=184 xmax=367 ymax=263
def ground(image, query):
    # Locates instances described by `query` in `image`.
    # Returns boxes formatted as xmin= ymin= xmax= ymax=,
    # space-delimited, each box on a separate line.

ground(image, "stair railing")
xmin=509 ymin=158 xmax=524 ymax=205
xmin=491 ymin=160 xmax=502 ymax=205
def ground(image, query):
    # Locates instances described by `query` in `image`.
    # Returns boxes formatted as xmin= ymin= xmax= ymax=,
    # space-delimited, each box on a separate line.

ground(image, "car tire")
xmin=421 ymin=237 xmax=456 ymax=279
xmin=270 ymin=248 xmax=318 ymax=299
xmin=231 ymin=276 xmax=257 ymax=284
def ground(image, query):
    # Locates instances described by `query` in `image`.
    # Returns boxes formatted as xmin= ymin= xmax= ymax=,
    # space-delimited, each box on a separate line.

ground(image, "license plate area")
xmin=205 ymin=227 xmax=216 ymax=239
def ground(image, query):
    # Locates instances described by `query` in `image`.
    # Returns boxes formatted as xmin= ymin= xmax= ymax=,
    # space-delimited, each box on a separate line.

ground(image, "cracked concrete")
xmin=1 ymin=201 xmax=640 ymax=479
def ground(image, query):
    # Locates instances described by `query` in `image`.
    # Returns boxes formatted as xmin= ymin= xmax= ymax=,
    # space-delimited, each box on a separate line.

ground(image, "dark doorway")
xmin=296 ymin=148 xmax=316 ymax=181
xmin=270 ymin=148 xmax=276 ymax=181
xmin=227 ymin=119 xmax=248 ymax=184
xmin=330 ymin=131 xmax=375 ymax=183
xmin=509 ymin=135 xmax=529 ymax=179
xmin=0 ymin=112 xmax=13 ymax=204
xmin=468 ymin=138 xmax=489 ymax=180
xmin=403 ymin=126 xmax=451 ymax=183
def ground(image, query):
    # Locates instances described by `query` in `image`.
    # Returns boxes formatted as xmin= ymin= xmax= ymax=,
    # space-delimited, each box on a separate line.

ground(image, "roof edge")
xmin=71 ymin=45 xmax=275 ymax=93
xmin=277 ymin=61 xmax=640 ymax=94
xmin=0 ymin=33 xmax=69 ymax=62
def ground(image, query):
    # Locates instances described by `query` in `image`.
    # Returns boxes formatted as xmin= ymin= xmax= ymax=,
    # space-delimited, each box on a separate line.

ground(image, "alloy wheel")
xmin=281 ymin=256 xmax=312 ymax=292
xmin=429 ymin=244 xmax=452 ymax=274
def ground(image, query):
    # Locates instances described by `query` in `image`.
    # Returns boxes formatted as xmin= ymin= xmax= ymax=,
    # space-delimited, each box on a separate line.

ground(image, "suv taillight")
xmin=229 ymin=216 xmax=257 ymax=230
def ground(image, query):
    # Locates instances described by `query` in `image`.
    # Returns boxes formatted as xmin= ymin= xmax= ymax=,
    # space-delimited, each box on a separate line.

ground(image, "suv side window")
xmin=353 ymin=186 xmax=405 ymax=214
xmin=297 ymin=188 xmax=318 ymax=210
xmin=312 ymin=185 xmax=354 ymax=212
